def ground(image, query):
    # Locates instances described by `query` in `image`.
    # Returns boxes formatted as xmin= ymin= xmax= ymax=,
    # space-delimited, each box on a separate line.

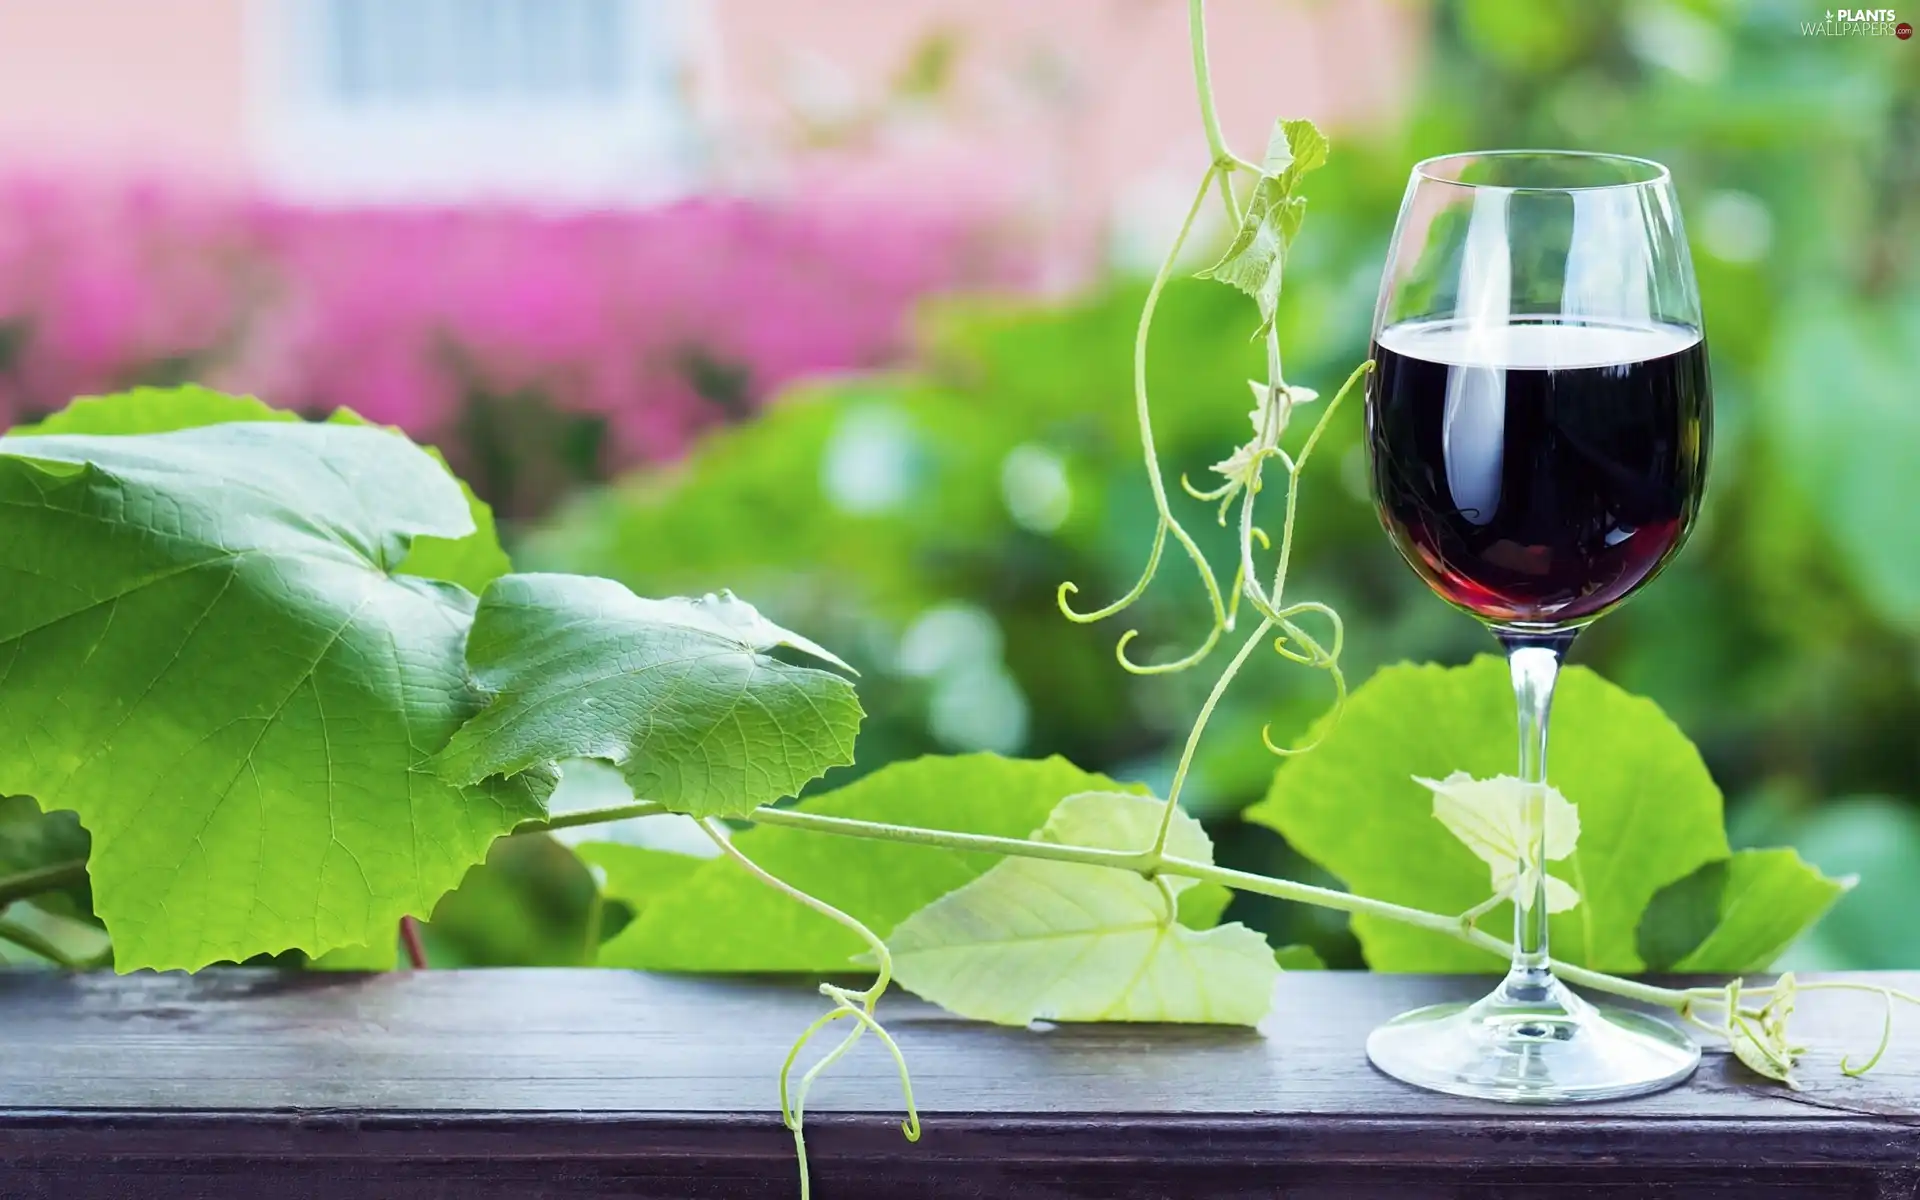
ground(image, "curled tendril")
xmin=1058 ymin=520 xmax=1169 ymax=624
xmin=1276 ymin=601 xmax=1345 ymax=664
xmin=1114 ymin=622 xmax=1225 ymax=675
xmin=701 ymin=821 xmax=920 ymax=1200
xmin=1843 ymin=987 xmax=1897 ymax=1077
xmin=1258 ymin=610 xmax=1348 ymax=757
xmin=1180 ymin=472 xmax=1235 ymax=504
xmin=1052 ymin=164 xmax=1232 ymax=672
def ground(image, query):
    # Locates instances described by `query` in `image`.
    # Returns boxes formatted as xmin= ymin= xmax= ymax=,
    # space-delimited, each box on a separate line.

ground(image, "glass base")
xmin=1366 ymin=973 xmax=1700 ymax=1103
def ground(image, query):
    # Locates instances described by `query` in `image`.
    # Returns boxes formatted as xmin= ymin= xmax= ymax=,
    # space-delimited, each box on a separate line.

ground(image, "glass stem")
xmin=1495 ymin=627 xmax=1577 ymax=1005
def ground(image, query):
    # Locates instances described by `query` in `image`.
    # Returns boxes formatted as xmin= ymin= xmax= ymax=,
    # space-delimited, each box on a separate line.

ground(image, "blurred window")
xmin=321 ymin=0 xmax=632 ymax=106
xmin=250 ymin=0 xmax=698 ymax=204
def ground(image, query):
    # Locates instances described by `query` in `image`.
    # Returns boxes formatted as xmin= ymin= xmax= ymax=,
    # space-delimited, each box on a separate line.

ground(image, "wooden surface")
xmin=3 ymin=968 xmax=1917 ymax=1198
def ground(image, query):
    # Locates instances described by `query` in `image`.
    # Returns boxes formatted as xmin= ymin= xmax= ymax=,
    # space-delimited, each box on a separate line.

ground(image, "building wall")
xmin=0 ymin=0 xmax=250 ymax=181
xmin=0 ymin=0 xmax=1416 ymax=207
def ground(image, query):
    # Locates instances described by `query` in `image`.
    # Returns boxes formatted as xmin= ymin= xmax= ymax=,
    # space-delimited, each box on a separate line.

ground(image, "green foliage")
xmin=422 ymin=833 xmax=601 ymax=967
xmin=1672 ymin=850 xmax=1850 ymax=974
xmin=886 ymin=791 xmax=1277 ymax=1025
xmin=575 ymin=842 xmax=708 ymax=923
xmin=599 ymin=754 xmax=1138 ymax=971
xmin=0 ymin=794 xmax=99 ymax=964
xmin=1251 ymin=658 xmax=1844 ymax=973
xmin=436 ymin=574 xmax=862 ymax=819
xmin=1771 ymin=797 xmax=1920 ymax=969
xmin=0 ymin=412 xmax=554 ymax=969
xmin=1764 ymin=298 xmax=1920 ymax=636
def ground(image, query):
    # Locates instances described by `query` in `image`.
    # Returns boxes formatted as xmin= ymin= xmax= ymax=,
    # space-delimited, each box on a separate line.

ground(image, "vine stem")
xmin=1189 ymin=0 xmax=1255 ymax=173
xmin=1057 ymin=161 xmax=1230 ymax=671
xmin=516 ymin=804 xmax=1688 ymax=1013
xmin=399 ymin=917 xmax=429 ymax=970
xmin=696 ymin=817 xmax=921 ymax=1200
xmin=0 ymin=858 xmax=88 ymax=909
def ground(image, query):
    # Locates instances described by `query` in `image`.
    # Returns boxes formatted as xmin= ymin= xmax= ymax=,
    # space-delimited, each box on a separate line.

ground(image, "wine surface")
xmin=1366 ymin=319 xmax=1711 ymax=625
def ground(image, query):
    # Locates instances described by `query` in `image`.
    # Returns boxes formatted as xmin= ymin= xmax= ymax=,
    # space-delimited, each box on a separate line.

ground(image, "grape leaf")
xmin=1672 ymin=849 xmax=1850 ymax=973
xmin=1197 ymin=117 xmax=1329 ymax=331
xmin=307 ymin=938 xmax=401 ymax=972
xmin=575 ymin=842 xmax=707 ymax=921
xmin=14 ymin=387 xmax=511 ymax=594
xmin=886 ymin=791 xmax=1278 ymax=1025
xmin=600 ymin=754 xmax=1143 ymax=972
xmin=1274 ymin=943 xmax=1326 ymax=970
xmin=435 ymin=574 xmax=862 ymax=819
xmin=1249 ymin=656 xmax=1728 ymax=972
xmin=1635 ymin=858 xmax=1730 ymax=971
xmin=323 ymin=409 xmax=510 ymax=594
xmin=12 ymin=386 xmax=299 ymax=436
xmin=0 ymin=419 xmax=553 ymax=970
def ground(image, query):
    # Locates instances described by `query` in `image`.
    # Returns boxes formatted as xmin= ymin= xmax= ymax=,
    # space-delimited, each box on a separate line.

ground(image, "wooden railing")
xmin=3 ymin=969 xmax=1916 ymax=1197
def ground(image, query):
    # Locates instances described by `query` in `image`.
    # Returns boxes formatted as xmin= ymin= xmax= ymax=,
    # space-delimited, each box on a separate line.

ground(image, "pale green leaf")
xmin=886 ymin=791 xmax=1279 ymax=1026
xmin=1671 ymin=849 xmax=1850 ymax=973
xmin=1421 ymin=771 xmax=1581 ymax=913
xmin=1249 ymin=656 xmax=1728 ymax=973
xmin=436 ymin=575 xmax=861 ymax=819
xmin=1268 ymin=118 xmax=1329 ymax=182
xmin=0 ymin=420 xmax=552 ymax=970
xmin=1197 ymin=118 xmax=1329 ymax=328
xmin=601 ymin=753 xmax=1143 ymax=971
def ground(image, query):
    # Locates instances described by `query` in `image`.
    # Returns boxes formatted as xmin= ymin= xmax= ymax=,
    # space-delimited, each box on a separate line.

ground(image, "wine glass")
xmin=1362 ymin=150 xmax=1711 ymax=1102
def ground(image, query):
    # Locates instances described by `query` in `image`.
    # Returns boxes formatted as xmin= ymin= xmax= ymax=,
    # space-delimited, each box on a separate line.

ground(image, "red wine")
xmin=1366 ymin=319 xmax=1710 ymax=625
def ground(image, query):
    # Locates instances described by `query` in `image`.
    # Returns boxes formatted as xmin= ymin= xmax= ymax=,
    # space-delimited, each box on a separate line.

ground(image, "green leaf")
xmin=1176 ymin=881 xmax=1234 ymax=930
xmin=307 ymin=938 xmax=401 ymax=972
xmin=324 ymin=409 xmax=511 ymax=593
xmin=10 ymin=386 xmax=299 ymax=436
xmin=575 ymin=842 xmax=707 ymax=922
xmin=436 ymin=574 xmax=862 ymax=819
xmin=13 ymin=389 xmax=512 ymax=594
xmin=0 ymin=421 xmax=553 ymax=970
xmin=1248 ymin=656 xmax=1728 ymax=973
xmin=1197 ymin=118 xmax=1329 ymax=329
xmin=1636 ymin=858 xmax=1730 ymax=971
xmin=1274 ymin=943 xmax=1326 ymax=970
xmin=421 ymin=832 xmax=598 ymax=966
xmin=601 ymin=754 xmax=1143 ymax=972
xmin=887 ymin=791 xmax=1278 ymax=1025
xmin=1672 ymin=849 xmax=1852 ymax=973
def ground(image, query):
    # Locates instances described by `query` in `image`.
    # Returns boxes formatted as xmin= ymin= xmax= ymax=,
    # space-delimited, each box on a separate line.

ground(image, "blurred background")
xmin=0 ymin=0 xmax=1912 ymax=970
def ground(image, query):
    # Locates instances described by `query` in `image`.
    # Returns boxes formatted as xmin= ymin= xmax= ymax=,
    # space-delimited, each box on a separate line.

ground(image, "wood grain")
xmin=3 ymin=969 xmax=1917 ymax=1198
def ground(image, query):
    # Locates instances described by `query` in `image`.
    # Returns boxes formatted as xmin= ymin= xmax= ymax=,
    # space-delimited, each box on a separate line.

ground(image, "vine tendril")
xmin=699 ymin=820 xmax=920 ymax=1200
